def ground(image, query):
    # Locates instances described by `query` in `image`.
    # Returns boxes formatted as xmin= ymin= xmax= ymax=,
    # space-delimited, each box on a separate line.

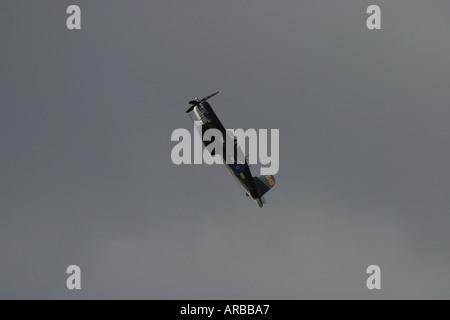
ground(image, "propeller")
xmin=186 ymin=90 xmax=221 ymax=113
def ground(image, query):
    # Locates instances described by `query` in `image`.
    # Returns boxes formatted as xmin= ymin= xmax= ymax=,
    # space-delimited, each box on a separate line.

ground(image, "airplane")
xmin=185 ymin=91 xmax=276 ymax=207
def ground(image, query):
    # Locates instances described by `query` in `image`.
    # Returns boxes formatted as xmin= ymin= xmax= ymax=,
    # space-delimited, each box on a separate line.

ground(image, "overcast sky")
xmin=1 ymin=0 xmax=450 ymax=299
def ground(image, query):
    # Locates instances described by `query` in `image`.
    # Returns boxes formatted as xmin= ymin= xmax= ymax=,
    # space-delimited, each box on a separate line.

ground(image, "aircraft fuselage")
xmin=192 ymin=101 xmax=263 ymax=207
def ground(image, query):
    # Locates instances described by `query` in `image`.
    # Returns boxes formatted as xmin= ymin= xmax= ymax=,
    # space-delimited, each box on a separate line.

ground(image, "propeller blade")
xmin=199 ymin=90 xmax=221 ymax=103
xmin=185 ymin=104 xmax=197 ymax=113
xmin=186 ymin=90 xmax=221 ymax=113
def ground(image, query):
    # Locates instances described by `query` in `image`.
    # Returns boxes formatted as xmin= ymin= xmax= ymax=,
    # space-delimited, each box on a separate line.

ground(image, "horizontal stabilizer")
xmin=253 ymin=175 xmax=276 ymax=196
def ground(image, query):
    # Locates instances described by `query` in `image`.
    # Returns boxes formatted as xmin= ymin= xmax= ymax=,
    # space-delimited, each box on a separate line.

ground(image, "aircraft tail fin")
xmin=253 ymin=175 xmax=276 ymax=196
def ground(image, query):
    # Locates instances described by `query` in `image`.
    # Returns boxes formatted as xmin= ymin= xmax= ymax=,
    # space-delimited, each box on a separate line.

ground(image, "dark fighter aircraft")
xmin=186 ymin=91 xmax=276 ymax=207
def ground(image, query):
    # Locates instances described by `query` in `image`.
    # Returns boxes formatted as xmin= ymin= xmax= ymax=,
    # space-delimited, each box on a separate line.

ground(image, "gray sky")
xmin=1 ymin=0 xmax=450 ymax=299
